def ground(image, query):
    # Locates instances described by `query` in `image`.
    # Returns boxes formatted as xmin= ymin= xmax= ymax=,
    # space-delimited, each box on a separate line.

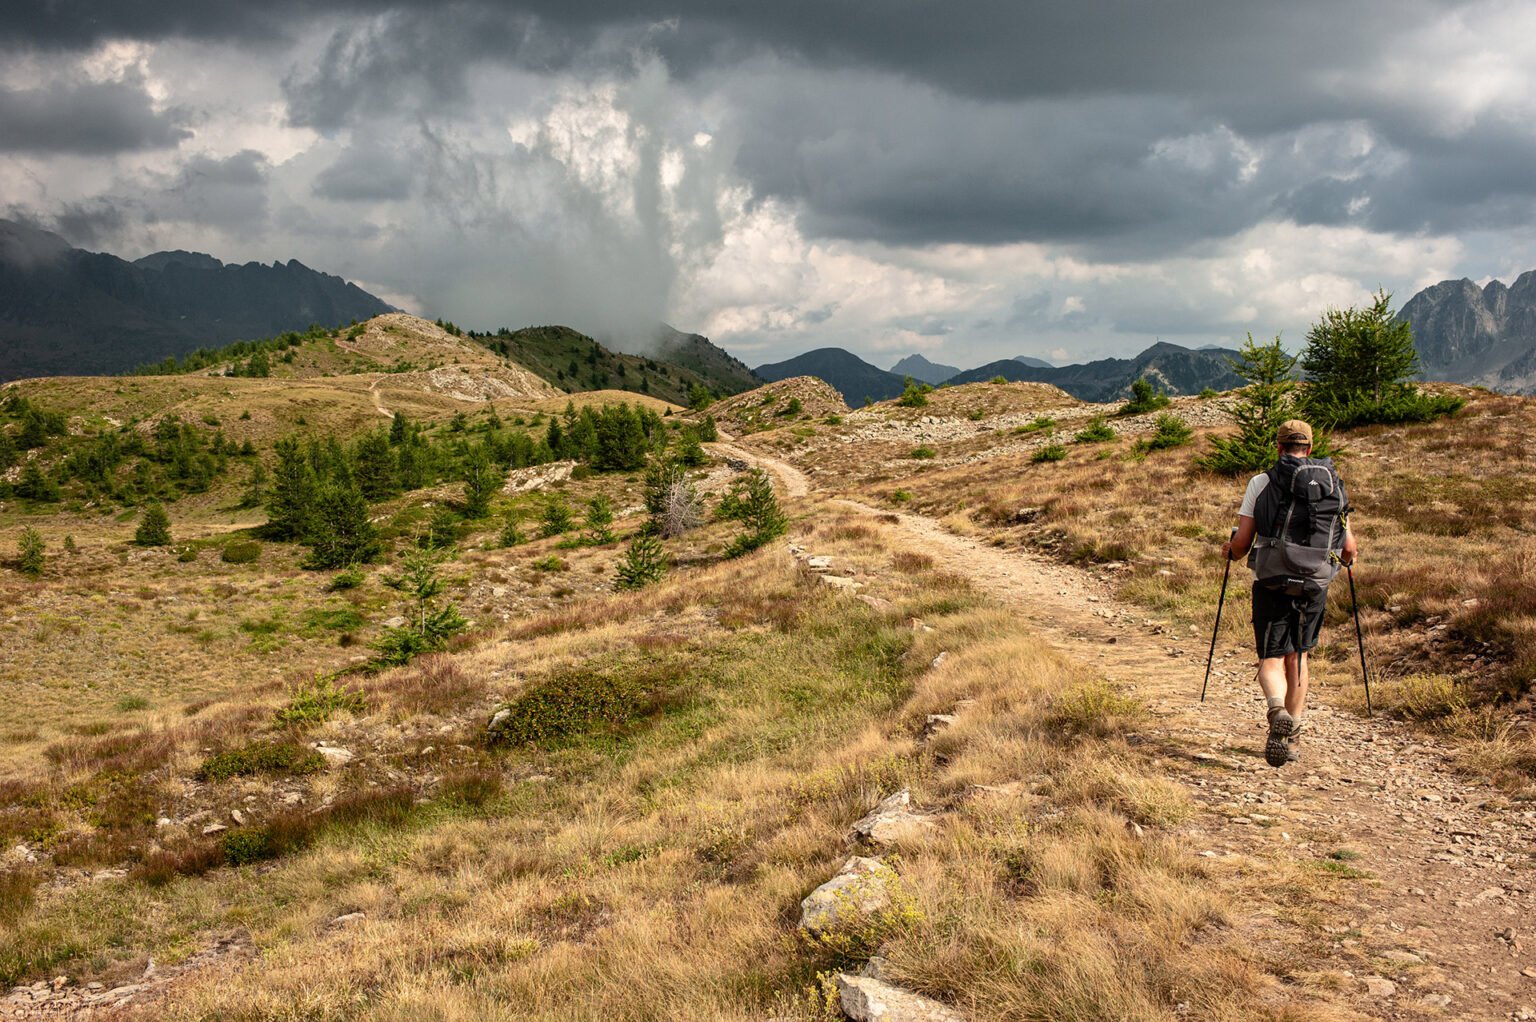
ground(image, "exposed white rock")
xmin=314 ymin=744 xmax=355 ymax=767
xmin=851 ymin=792 xmax=938 ymax=850
xmin=837 ymin=974 xmax=965 ymax=1022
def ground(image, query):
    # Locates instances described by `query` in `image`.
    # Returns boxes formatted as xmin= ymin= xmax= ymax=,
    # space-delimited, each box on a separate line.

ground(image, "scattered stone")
xmin=230 ymin=809 xmax=246 ymax=826
xmin=820 ymin=574 xmax=864 ymax=592
xmin=806 ymin=556 xmax=833 ymax=570
xmin=1421 ymin=993 xmax=1452 ymax=1008
xmin=329 ymin=911 xmax=367 ymax=929
xmin=930 ymin=651 xmax=948 ymax=669
xmin=1381 ymin=950 xmax=1424 ymax=966
xmin=1363 ymin=975 xmax=1398 ymax=997
xmin=381 ymin=616 xmax=408 ymax=629
xmin=837 ymin=974 xmax=965 ymax=1022
xmin=799 ymin=857 xmax=895 ymax=935
xmin=201 ymin=823 xmax=227 ymax=836
xmin=851 ymin=791 xmax=938 ymax=849
xmin=922 ymin=714 xmax=956 ymax=738
xmin=314 ymin=744 xmax=355 ymax=767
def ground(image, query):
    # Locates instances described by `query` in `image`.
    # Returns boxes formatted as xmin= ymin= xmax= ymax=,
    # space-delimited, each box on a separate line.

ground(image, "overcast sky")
xmin=4 ymin=1 xmax=1534 ymax=368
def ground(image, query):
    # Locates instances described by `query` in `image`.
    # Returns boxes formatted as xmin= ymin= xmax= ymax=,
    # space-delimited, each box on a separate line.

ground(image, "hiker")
xmin=1220 ymin=420 xmax=1357 ymax=767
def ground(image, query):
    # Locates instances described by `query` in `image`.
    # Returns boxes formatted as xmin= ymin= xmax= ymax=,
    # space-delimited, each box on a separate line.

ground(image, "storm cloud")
xmin=2 ymin=0 xmax=1533 ymax=366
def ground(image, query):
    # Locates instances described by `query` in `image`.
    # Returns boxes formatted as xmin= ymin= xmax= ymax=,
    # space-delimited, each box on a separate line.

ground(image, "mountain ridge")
xmin=1399 ymin=271 xmax=1536 ymax=394
xmin=0 ymin=219 xmax=394 ymax=382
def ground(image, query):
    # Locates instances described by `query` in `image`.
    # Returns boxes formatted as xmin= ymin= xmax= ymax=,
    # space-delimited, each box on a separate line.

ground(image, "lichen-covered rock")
xmin=798 ymin=856 xmax=894 ymax=934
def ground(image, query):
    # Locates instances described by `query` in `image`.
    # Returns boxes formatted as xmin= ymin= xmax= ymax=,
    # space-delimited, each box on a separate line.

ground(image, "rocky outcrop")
xmin=1399 ymin=271 xmax=1536 ymax=393
xmin=849 ymin=791 xmax=938 ymax=850
xmin=837 ymin=975 xmax=966 ymax=1022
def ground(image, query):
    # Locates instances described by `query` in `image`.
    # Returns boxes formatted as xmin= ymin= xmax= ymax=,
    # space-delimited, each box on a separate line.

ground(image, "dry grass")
xmin=0 ymin=503 xmax=1360 ymax=1018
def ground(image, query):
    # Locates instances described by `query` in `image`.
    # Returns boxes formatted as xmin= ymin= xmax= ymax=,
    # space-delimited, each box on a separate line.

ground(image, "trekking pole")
xmin=1346 ymin=564 xmax=1372 ymax=717
xmin=1200 ymin=528 xmax=1238 ymax=703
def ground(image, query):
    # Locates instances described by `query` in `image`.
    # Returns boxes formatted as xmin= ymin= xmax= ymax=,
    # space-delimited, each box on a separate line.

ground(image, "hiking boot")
xmin=1284 ymin=722 xmax=1308 ymax=762
xmin=1265 ymin=707 xmax=1294 ymax=767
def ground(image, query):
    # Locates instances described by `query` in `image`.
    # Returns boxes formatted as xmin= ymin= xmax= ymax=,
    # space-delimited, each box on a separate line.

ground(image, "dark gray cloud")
xmin=0 ymin=77 xmax=191 ymax=154
xmin=312 ymin=140 xmax=417 ymax=201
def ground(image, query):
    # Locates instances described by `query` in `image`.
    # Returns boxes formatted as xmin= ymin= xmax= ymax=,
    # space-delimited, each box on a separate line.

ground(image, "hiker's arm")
xmin=1222 ymin=516 xmax=1256 ymax=561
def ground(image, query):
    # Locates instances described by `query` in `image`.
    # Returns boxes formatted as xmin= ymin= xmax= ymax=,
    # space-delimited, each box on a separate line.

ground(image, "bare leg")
xmin=1257 ymin=656 xmax=1288 ymax=703
xmin=1284 ymin=651 xmax=1310 ymax=718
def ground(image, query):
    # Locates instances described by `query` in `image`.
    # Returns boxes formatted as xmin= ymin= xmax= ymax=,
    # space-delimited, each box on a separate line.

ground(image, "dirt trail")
xmin=367 ymin=377 xmax=394 ymax=420
xmin=727 ymin=441 xmax=1536 ymax=1020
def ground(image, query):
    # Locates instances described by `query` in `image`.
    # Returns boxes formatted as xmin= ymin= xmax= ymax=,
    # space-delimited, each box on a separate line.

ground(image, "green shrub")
xmin=485 ymin=662 xmax=686 ymax=748
xmin=967 ymin=408 xmax=985 ymax=421
xmin=990 ymin=375 xmax=1008 ymax=385
xmin=584 ymin=495 xmax=615 ymax=544
xmin=824 ymin=414 xmax=844 ymax=425
xmin=1135 ymin=412 xmax=1194 ymax=453
xmin=1032 ymin=443 xmax=1067 ymax=463
xmin=274 ymin=674 xmax=367 ymax=726
xmin=221 ymin=540 xmax=261 ymax=564
xmin=910 ymin=445 xmax=936 ymax=459
xmin=1198 ymin=387 xmax=1218 ymax=399
xmin=1013 ymin=415 xmax=1056 ymax=435
xmin=615 ymin=534 xmax=668 ymax=590
xmin=197 ymin=740 xmax=326 ymax=781
xmin=116 ymin=695 xmax=151 ymax=712
xmin=327 ymin=566 xmax=366 ymax=591
xmin=890 ymin=490 xmax=911 ymax=504
xmin=1073 ymin=416 xmax=1116 ymax=443
xmin=533 ymin=555 xmax=567 ymax=573
xmin=1117 ymin=377 xmax=1170 ymax=416
xmin=176 ymin=546 xmax=198 ymax=563
xmin=498 ymin=512 xmax=524 ymax=548
xmin=895 ymin=378 xmax=932 ymax=407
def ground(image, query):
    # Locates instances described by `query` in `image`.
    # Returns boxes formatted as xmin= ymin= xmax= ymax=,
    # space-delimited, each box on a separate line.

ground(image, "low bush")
xmin=486 ymin=662 xmax=689 ymax=748
xmin=910 ymin=446 xmax=937 ymax=460
xmin=1073 ymin=416 xmax=1116 ymax=443
xmin=1134 ymin=412 xmax=1194 ymax=453
xmin=274 ymin=674 xmax=368 ymax=726
xmin=615 ymin=534 xmax=668 ymax=590
xmin=1117 ymin=377 xmax=1170 ymax=416
xmin=1032 ymin=443 xmax=1067 ymax=463
xmin=197 ymin=740 xmax=326 ymax=781
xmin=1013 ymin=416 xmax=1056 ymax=435
xmin=221 ymin=540 xmax=261 ymax=564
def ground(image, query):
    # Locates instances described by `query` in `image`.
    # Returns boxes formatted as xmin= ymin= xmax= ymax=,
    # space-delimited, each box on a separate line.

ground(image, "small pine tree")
xmin=498 ymin=511 xmax=524 ymax=548
xmin=63 ymin=534 xmax=77 ymax=554
xmin=1118 ymin=377 xmax=1171 ymax=416
xmin=1197 ymin=334 xmax=1309 ymax=475
xmin=1299 ymin=290 xmax=1462 ymax=428
xmin=614 ymin=534 xmax=668 ymax=590
xmin=539 ymin=495 xmax=574 ymax=537
xmin=462 ymin=447 xmax=504 ymax=520
xmin=583 ymin=495 xmax=615 ymax=544
xmin=303 ymin=481 xmax=380 ymax=569
xmin=726 ymin=469 xmax=787 ymax=557
xmin=17 ymin=527 xmax=45 ymax=577
xmin=134 ymin=503 xmax=172 ymax=546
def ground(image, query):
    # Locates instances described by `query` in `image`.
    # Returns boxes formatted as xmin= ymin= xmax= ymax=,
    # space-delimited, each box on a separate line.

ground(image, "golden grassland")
xmin=749 ymin=382 xmax=1536 ymax=787
xmin=5 ymin=503 xmax=1373 ymax=1020
xmin=1 ymin=361 xmax=1531 ymax=1019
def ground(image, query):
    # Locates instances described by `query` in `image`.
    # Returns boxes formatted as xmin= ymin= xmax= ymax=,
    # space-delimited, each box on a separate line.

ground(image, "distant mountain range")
xmin=758 ymin=342 xmax=1239 ymax=404
xmin=756 ymin=348 xmax=909 ymax=404
xmin=889 ymin=353 xmax=960 ymax=385
xmin=1400 ymin=271 xmax=1536 ymax=394
xmin=0 ymin=219 xmax=394 ymax=381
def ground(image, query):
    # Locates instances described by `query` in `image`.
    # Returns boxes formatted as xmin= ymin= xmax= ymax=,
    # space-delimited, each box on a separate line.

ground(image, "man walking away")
xmin=1220 ymin=420 xmax=1357 ymax=767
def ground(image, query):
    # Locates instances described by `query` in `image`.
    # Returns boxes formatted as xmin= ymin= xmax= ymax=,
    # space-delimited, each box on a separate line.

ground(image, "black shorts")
xmin=1252 ymin=583 xmax=1327 ymax=659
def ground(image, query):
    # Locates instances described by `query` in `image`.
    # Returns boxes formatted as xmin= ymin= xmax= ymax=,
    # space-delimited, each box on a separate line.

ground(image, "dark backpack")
xmin=1247 ymin=455 xmax=1349 ymax=596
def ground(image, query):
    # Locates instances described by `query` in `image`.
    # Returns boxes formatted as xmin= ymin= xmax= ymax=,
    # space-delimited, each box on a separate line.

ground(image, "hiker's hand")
xmin=1220 ymin=540 xmax=1233 ymax=561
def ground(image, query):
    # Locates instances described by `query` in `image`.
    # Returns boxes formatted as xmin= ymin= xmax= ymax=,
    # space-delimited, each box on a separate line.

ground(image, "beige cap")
xmin=1277 ymin=419 xmax=1313 ymax=445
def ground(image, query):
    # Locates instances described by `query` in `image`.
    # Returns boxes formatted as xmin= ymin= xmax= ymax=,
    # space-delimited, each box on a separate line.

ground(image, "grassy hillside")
xmin=471 ymin=325 xmax=738 ymax=407
xmin=2 ymin=355 xmax=1532 ymax=1020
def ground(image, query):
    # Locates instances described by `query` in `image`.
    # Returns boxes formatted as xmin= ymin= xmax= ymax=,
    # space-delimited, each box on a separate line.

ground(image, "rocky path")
xmin=835 ymin=499 xmax=1536 ymax=1020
